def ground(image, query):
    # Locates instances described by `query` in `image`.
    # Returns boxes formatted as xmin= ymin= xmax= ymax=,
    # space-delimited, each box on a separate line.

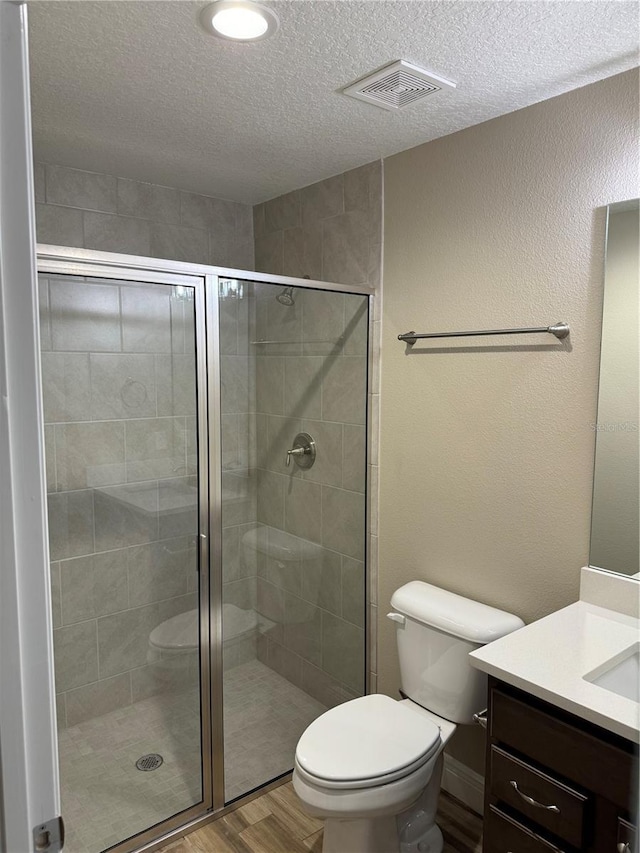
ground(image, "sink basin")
xmin=585 ymin=643 xmax=640 ymax=702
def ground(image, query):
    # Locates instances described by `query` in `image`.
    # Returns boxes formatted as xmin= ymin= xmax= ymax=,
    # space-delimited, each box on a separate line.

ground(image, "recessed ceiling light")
xmin=200 ymin=1 xmax=279 ymax=42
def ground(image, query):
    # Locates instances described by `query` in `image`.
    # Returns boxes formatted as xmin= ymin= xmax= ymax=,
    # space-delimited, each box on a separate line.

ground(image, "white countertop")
xmin=469 ymin=600 xmax=640 ymax=743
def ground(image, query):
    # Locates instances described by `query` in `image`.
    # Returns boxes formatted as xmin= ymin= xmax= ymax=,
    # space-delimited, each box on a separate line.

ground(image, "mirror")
xmin=590 ymin=200 xmax=639 ymax=577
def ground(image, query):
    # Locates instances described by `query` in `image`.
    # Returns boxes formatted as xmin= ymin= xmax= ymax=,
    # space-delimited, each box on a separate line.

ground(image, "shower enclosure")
xmin=38 ymin=247 xmax=370 ymax=853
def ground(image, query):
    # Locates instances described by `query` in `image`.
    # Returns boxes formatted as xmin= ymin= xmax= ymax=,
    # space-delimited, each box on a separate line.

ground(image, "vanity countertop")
xmin=469 ymin=600 xmax=640 ymax=743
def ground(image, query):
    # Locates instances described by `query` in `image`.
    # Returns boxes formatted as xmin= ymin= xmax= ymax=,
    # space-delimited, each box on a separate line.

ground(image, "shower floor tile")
xmin=223 ymin=660 xmax=327 ymax=802
xmin=58 ymin=660 xmax=326 ymax=853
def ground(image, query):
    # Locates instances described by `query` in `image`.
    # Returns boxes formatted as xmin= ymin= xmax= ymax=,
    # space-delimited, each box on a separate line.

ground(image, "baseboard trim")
xmin=441 ymin=754 xmax=484 ymax=816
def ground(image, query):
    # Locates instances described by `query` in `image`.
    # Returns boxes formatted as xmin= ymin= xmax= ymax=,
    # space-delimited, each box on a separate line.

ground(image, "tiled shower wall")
xmin=37 ymin=163 xmax=256 ymax=727
xmin=253 ymin=160 xmax=383 ymax=697
xmin=34 ymin=162 xmax=254 ymax=269
xmin=43 ymin=276 xmax=200 ymax=729
xmin=252 ymin=286 xmax=368 ymax=704
xmin=36 ymin=159 xmax=382 ymax=720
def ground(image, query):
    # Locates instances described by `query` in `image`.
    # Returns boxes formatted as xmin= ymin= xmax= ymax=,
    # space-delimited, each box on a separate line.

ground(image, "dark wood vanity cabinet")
xmin=483 ymin=678 xmax=639 ymax=853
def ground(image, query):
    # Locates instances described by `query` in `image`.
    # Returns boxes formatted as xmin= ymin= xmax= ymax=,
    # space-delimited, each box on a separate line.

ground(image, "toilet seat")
xmin=149 ymin=609 xmax=197 ymax=652
xmin=295 ymin=695 xmax=441 ymax=791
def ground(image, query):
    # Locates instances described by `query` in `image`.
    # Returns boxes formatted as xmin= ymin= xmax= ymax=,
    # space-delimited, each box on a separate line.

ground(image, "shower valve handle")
xmin=285 ymin=433 xmax=316 ymax=470
xmin=286 ymin=446 xmax=306 ymax=466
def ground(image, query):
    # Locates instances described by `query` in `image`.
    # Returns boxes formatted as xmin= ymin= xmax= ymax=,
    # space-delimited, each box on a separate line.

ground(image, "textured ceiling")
xmin=28 ymin=1 xmax=639 ymax=204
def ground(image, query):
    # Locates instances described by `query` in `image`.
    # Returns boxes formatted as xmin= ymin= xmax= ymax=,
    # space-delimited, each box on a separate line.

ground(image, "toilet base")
xmin=397 ymin=752 xmax=444 ymax=853
xmin=400 ymin=824 xmax=443 ymax=853
xmin=321 ymin=817 xmax=443 ymax=853
xmin=396 ymin=752 xmax=444 ymax=853
xmin=317 ymin=754 xmax=445 ymax=853
xmin=323 ymin=816 xmax=400 ymax=853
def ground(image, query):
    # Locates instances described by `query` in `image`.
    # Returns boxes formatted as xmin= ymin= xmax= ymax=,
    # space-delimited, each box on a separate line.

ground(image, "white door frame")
xmin=0 ymin=3 xmax=60 ymax=851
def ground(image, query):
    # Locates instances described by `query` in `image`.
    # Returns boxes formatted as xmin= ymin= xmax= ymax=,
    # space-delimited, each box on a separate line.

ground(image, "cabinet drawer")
xmin=490 ymin=687 xmax=635 ymax=808
xmin=490 ymin=745 xmax=588 ymax=848
xmin=484 ymin=806 xmax=569 ymax=853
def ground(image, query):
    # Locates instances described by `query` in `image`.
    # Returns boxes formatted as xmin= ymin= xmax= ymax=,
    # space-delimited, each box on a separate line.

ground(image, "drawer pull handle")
xmin=509 ymin=780 xmax=560 ymax=813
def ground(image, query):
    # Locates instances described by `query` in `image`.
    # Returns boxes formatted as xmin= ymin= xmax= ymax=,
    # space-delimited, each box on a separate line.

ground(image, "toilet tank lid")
xmin=390 ymin=581 xmax=524 ymax=644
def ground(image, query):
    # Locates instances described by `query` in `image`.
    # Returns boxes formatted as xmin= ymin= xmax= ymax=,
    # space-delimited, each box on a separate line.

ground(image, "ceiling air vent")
xmin=342 ymin=60 xmax=456 ymax=111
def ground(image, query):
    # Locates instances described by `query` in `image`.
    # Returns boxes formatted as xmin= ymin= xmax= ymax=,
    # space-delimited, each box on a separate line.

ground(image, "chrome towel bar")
xmin=398 ymin=322 xmax=570 ymax=346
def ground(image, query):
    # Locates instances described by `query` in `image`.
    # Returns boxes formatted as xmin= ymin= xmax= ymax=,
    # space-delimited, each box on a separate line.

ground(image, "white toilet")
xmin=292 ymin=581 xmax=524 ymax=853
xmin=148 ymin=603 xmax=259 ymax=688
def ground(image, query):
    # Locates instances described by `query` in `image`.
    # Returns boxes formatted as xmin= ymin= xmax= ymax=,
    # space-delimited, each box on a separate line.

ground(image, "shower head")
xmin=276 ymin=286 xmax=295 ymax=306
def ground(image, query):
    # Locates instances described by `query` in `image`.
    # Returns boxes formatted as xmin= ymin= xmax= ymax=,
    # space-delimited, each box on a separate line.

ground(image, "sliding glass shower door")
xmin=39 ymin=268 xmax=211 ymax=853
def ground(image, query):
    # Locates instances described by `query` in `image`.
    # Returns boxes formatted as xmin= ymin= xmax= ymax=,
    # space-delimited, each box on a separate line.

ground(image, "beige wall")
xmin=379 ymin=69 xmax=639 ymax=773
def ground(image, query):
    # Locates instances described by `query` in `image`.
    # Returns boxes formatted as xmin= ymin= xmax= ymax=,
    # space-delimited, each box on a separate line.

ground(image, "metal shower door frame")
xmin=37 ymin=244 xmax=375 ymax=851
xmin=36 ymin=250 xmax=219 ymax=851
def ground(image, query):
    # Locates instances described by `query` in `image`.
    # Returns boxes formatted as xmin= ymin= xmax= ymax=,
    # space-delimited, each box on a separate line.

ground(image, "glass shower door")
xmin=218 ymin=277 xmax=369 ymax=803
xmin=39 ymin=270 xmax=210 ymax=853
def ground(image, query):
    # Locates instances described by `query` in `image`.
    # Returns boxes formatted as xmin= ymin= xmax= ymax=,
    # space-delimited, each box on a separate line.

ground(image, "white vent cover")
xmin=342 ymin=60 xmax=456 ymax=111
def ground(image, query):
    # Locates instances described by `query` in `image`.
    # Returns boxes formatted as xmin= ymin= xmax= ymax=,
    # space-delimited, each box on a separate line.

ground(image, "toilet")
xmin=148 ymin=603 xmax=259 ymax=687
xmin=292 ymin=581 xmax=524 ymax=853
xmin=241 ymin=524 xmax=323 ymax=596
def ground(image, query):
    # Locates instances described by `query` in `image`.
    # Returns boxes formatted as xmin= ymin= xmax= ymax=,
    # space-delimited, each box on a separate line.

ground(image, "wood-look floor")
xmin=160 ymin=781 xmax=483 ymax=853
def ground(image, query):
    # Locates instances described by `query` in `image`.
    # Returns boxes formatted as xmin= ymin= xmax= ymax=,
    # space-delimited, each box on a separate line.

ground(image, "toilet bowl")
xmin=148 ymin=603 xmax=259 ymax=689
xmin=293 ymin=694 xmax=457 ymax=853
xmin=293 ymin=581 xmax=524 ymax=853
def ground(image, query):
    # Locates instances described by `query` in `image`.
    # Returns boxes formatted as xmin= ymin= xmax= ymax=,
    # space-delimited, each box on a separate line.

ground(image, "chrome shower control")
xmin=285 ymin=432 xmax=316 ymax=469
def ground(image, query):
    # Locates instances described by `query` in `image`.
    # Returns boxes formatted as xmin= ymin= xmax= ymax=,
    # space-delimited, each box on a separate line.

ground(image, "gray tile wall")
xmin=35 ymin=162 xmax=255 ymax=269
xmin=253 ymin=162 xmax=380 ymax=288
xmin=42 ymin=275 xmax=201 ymax=728
xmin=38 ymin=158 xmax=381 ymax=723
xmin=253 ymin=161 xmax=383 ymax=699
xmin=252 ymin=286 xmax=368 ymax=705
xmin=37 ymin=162 xmax=258 ymax=720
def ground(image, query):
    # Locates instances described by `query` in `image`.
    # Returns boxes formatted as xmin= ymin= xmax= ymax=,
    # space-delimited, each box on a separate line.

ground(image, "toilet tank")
xmin=389 ymin=581 xmax=524 ymax=724
xmin=241 ymin=525 xmax=322 ymax=572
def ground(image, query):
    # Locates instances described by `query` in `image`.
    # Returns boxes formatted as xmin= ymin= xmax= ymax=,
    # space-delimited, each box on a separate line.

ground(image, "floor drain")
xmin=135 ymin=753 xmax=163 ymax=772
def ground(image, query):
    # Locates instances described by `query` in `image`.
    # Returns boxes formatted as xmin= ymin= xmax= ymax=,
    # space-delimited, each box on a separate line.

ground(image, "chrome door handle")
xmin=617 ymin=844 xmax=631 ymax=853
xmin=509 ymin=780 xmax=560 ymax=813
